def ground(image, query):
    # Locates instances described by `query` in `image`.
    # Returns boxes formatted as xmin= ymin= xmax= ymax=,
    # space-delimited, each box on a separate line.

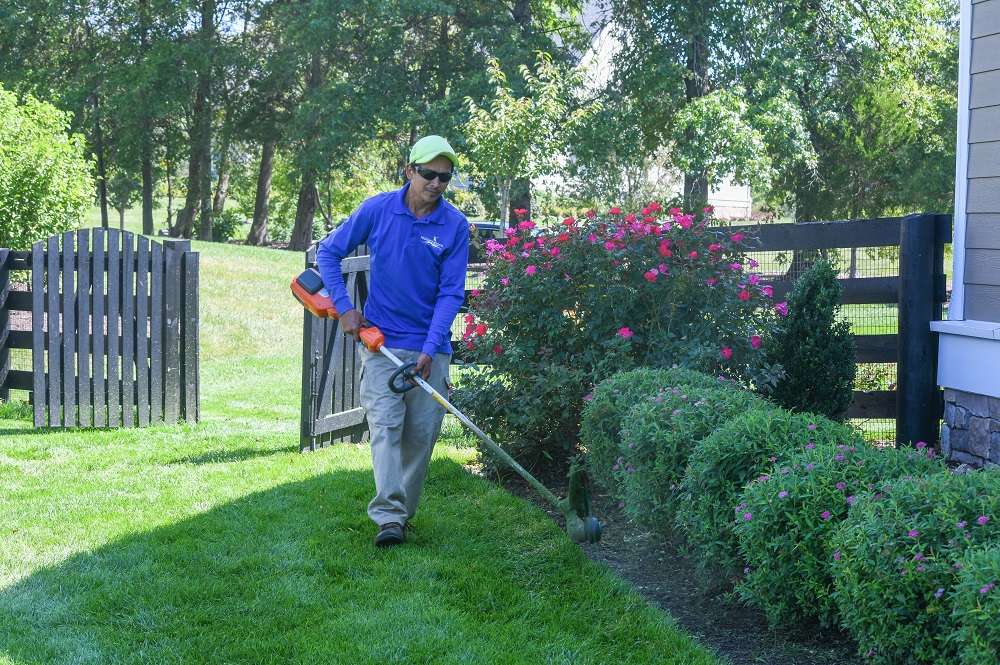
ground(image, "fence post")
xmin=0 ymin=248 xmax=9 ymax=401
xmin=162 ymin=239 xmax=190 ymax=425
xmin=300 ymin=247 xmax=320 ymax=451
xmin=897 ymin=213 xmax=938 ymax=447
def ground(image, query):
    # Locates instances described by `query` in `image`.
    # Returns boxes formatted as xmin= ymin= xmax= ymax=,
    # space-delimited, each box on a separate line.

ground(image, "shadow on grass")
xmin=1 ymin=457 xmax=716 ymax=665
xmin=0 ymin=465 xmax=392 ymax=664
xmin=166 ymin=445 xmax=297 ymax=465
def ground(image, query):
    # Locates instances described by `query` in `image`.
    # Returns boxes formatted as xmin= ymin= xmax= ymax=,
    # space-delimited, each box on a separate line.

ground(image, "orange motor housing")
xmin=291 ymin=268 xmax=385 ymax=353
xmin=290 ymin=268 xmax=339 ymax=319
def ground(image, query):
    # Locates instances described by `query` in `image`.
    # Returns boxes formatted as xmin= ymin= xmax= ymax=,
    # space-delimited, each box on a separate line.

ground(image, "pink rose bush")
xmin=453 ymin=204 xmax=783 ymax=470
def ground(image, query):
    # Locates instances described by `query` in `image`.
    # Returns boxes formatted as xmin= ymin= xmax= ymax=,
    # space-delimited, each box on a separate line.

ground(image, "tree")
xmin=608 ymin=0 xmax=957 ymax=216
xmin=0 ymin=86 xmax=93 ymax=249
xmin=464 ymin=54 xmax=593 ymax=227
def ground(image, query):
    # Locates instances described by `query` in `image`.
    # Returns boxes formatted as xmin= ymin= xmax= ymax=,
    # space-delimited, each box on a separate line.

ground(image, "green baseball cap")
xmin=409 ymin=135 xmax=458 ymax=167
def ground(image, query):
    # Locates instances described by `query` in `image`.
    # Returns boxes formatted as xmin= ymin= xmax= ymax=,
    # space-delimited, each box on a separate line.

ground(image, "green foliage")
xmin=765 ymin=260 xmax=856 ymax=420
xmin=608 ymin=0 xmax=957 ymax=219
xmin=736 ymin=442 xmax=944 ymax=629
xmin=212 ymin=209 xmax=246 ymax=242
xmin=464 ymin=54 xmax=595 ymax=223
xmin=581 ymin=367 xmax=725 ymax=491
xmin=616 ymin=386 xmax=765 ymax=530
xmin=669 ymin=90 xmax=773 ymax=193
xmin=676 ymin=410 xmax=859 ymax=580
xmin=454 ymin=206 xmax=781 ymax=473
xmin=952 ymin=545 xmax=1000 ymax=665
xmin=0 ymin=87 xmax=92 ymax=249
xmin=831 ymin=470 xmax=1000 ymax=665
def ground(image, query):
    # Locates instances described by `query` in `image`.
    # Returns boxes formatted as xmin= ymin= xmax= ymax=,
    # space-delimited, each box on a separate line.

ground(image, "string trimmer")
xmin=291 ymin=268 xmax=602 ymax=544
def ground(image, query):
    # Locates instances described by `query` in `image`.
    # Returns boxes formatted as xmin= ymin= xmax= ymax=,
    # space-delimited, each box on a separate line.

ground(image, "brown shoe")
xmin=374 ymin=522 xmax=405 ymax=548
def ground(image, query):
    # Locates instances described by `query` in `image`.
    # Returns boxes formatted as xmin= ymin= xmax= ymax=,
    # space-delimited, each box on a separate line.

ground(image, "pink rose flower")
xmin=750 ymin=335 xmax=762 ymax=349
xmin=774 ymin=301 xmax=789 ymax=317
xmin=720 ymin=346 xmax=733 ymax=360
xmin=761 ymin=285 xmax=774 ymax=298
xmin=525 ymin=265 xmax=537 ymax=276
xmin=617 ymin=327 xmax=634 ymax=339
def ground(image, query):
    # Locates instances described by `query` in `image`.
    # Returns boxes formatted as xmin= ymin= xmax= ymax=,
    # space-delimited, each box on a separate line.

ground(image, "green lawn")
xmin=0 ymin=214 xmax=719 ymax=664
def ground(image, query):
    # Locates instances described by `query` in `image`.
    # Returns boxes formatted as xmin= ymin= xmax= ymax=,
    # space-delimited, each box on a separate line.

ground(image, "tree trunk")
xmin=141 ymin=147 xmax=154 ymax=235
xmin=139 ymin=0 xmax=154 ymax=236
xmin=212 ymin=143 xmax=230 ymax=216
xmin=118 ymin=207 xmax=125 ymax=231
xmin=166 ymin=166 xmax=174 ymax=231
xmin=93 ymin=93 xmax=110 ymax=229
xmin=289 ymin=52 xmax=323 ymax=250
xmin=247 ymin=140 xmax=275 ymax=245
xmin=684 ymin=173 xmax=709 ymax=211
xmin=498 ymin=178 xmax=512 ymax=229
xmin=196 ymin=0 xmax=215 ymax=241
xmin=289 ymin=175 xmax=318 ymax=251
xmin=683 ymin=29 xmax=710 ymax=211
xmin=172 ymin=128 xmax=201 ymax=238
xmin=509 ymin=178 xmax=531 ymax=225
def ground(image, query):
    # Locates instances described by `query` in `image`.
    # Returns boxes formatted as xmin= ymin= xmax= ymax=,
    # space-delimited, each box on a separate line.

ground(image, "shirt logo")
xmin=421 ymin=235 xmax=444 ymax=251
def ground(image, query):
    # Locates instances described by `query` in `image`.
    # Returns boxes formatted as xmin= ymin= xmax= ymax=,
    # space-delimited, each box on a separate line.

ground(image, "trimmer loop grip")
xmin=388 ymin=362 xmax=419 ymax=393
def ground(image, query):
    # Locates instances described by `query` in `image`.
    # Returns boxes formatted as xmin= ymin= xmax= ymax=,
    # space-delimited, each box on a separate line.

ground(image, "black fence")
xmin=0 ymin=229 xmax=200 ymax=428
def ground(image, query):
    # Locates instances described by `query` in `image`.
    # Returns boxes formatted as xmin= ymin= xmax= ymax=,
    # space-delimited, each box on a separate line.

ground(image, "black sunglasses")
xmin=413 ymin=165 xmax=453 ymax=183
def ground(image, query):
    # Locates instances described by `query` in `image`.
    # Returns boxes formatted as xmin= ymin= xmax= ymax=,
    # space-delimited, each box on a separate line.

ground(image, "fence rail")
xmin=0 ymin=229 xmax=199 ymax=428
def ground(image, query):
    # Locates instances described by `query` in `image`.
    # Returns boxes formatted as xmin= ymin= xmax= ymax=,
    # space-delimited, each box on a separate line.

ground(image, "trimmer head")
xmin=565 ymin=458 xmax=602 ymax=543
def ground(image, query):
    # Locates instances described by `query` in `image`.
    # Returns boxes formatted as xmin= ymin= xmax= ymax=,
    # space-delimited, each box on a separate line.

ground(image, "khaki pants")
xmin=360 ymin=345 xmax=451 ymax=526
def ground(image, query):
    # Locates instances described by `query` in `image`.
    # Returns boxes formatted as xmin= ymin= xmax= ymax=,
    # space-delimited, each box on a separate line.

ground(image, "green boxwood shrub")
xmin=765 ymin=260 xmax=856 ymax=420
xmin=735 ymin=442 xmax=944 ymax=629
xmin=952 ymin=545 xmax=1000 ymax=665
xmin=831 ymin=471 xmax=1000 ymax=664
xmin=675 ymin=410 xmax=861 ymax=579
xmin=616 ymin=385 xmax=764 ymax=530
xmin=581 ymin=367 xmax=725 ymax=491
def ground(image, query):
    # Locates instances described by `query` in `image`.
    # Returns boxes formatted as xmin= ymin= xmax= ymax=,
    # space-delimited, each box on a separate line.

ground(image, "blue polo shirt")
xmin=316 ymin=183 xmax=470 ymax=356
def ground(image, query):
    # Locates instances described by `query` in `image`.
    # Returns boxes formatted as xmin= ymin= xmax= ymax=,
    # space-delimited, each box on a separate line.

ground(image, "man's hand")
xmin=414 ymin=353 xmax=433 ymax=380
xmin=339 ymin=309 xmax=365 ymax=339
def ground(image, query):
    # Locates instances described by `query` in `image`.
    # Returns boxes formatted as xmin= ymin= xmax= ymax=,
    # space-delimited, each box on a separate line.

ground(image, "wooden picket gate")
xmin=0 ymin=228 xmax=199 ymax=428
xmin=299 ymin=245 xmax=369 ymax=450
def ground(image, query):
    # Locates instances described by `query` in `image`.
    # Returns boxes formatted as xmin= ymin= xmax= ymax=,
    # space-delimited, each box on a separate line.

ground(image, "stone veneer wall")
xmin=941 ymin=389 xmax=1000 ymax=467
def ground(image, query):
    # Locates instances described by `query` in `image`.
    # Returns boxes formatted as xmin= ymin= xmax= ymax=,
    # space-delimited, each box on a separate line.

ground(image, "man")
xmin=316 ymin=135 xmax=469 ymax=547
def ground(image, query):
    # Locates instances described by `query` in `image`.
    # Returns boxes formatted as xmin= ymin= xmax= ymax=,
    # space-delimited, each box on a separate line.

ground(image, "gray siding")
xmin=966 ymin=213 xmax=1000 ymax=247
xmin=966 ymin=0 xmax=1000 ymax=321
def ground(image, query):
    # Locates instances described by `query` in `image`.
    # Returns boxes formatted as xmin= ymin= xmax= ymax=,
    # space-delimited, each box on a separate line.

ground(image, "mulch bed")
xmin=492 ymin=470 xmax=863 ymax=665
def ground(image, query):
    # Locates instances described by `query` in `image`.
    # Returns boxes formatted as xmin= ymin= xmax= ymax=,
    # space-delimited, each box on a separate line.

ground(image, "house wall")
xmin=937 ymin=0 xmax=1000 ymax=466
xmin=966 ymin=0 xmax=1000 ymax=320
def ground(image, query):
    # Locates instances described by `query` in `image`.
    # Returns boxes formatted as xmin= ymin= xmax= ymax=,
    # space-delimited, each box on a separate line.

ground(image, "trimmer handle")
xmin=291 ymin=268 xmax=385 ymax=353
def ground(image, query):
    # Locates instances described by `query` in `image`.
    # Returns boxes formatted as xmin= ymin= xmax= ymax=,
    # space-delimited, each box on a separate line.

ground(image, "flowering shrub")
xmin=735 ymin=441 xmax=944 ymax=629
xmin=831 ymin=471 xmax=1000 ymax=664
xmin=616 ymin=386 xmax=765 ymax=530
xmin=580 ymin=367 xmax=725 ymax=491
xmin=952 ymin=545 xmax=1000 ymax=664
xmin=675 ymin=410 xmax=860 ymax=581
xmin=455 ymin=205 xmax=784 ymax=470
